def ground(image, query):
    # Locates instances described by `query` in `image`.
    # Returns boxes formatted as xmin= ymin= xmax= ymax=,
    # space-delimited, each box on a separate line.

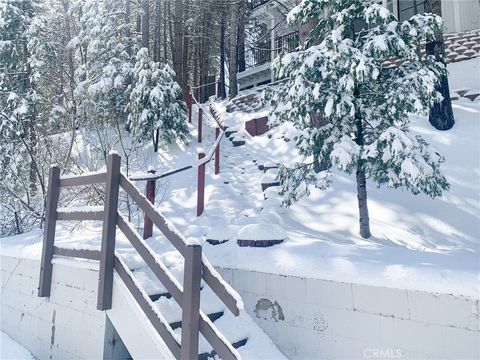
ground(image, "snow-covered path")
xmin=0 ymin=332 xmax=34 ymax=360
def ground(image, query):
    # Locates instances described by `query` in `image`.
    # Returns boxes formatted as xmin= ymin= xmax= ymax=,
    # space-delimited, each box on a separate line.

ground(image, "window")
xmin=398 ymin=0 xmax=426 ymax=21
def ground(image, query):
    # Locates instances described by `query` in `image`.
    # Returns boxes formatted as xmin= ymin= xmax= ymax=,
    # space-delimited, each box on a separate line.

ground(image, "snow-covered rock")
xmin=237 ymin=223 xmax=287 ymax=247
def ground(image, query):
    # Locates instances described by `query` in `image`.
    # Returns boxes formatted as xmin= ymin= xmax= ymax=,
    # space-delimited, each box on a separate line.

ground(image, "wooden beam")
xmin=59 ymin=172 xmax=107 ymax=187
xmin=114 ymin=256 xmax=181 ymax=359
xmin=117 ymin=215 xmax=183 ymax=301
xmin=56 ymin=210 xmax=104 ymax=221
xmin=53 ymin=247 xmax=101 ymax=261
xmin=98 ymin=153 xmax=121 ymax=311
xmin=180 ymin=245 xmax=202 ymax=359
xmin=38 ymin=166 xmax=61 ymax=297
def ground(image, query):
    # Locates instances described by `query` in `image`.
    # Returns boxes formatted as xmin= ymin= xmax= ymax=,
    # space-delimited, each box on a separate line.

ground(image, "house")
xmin=238 ymin=0 xmax=480 ymax=91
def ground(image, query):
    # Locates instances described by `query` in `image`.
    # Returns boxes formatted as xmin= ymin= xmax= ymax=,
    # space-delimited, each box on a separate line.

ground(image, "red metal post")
xmin=143 ymin=168 xmax=156 ymax=239
xmin=195 ymin=86 xmax=200 ymax=104
xmin=187 ymin=86 xmax=192 ymax=123
xmin=214 ymin=127 xmax=220 ymax=175
xmin=197 ymin=153 xmax=205 ymax=217
xmin=198 ymin=108 xmax=203 ymax=143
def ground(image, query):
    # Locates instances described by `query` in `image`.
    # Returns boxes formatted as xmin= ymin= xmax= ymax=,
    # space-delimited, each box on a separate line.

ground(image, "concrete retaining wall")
xmin=216 ymin=267 xmax=480 ymax=359
xmin=1 ymin=255 xmax=106 ymax=359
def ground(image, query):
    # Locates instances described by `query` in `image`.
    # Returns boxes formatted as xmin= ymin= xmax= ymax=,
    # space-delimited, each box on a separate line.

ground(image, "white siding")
xmin=442 ymin=0 xmax=479 ymax=33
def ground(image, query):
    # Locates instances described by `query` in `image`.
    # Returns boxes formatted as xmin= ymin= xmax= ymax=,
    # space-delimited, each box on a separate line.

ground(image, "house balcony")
xmin=237 ymin=31 xmax=299 ymax=91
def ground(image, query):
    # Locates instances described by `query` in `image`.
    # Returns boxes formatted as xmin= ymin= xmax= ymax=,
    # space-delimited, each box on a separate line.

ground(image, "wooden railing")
xmin=37 ymin=153 xmax=241 ymax=360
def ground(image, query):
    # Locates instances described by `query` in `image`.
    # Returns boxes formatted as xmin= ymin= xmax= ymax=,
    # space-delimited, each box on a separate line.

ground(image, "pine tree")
xmin=267 ymin=0 xmax=450 ymax=238
xmin=126 ymin=48 xmax=188 ymax=152
xmin=69 ymin=0 xmax=132 ymax=128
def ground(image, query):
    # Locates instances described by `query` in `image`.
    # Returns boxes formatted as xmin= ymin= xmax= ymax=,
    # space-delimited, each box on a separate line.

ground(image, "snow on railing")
xmin=37 ymin=153 xmax=242 ymax=360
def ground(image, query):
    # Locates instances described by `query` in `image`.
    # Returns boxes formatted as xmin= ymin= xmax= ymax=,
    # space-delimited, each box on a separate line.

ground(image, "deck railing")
xmin=37 ymin=153 xmax=241 ymax=360
xmin=242 ymin=31 xmax=300 ymax=71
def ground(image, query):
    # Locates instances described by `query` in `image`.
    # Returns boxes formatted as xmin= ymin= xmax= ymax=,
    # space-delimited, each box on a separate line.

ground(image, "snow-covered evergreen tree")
xmin=0 ymin=0 xmax=56 ymax=233
xmin=267 ymin=0 xmax=450 ymax=238
xmin=126 ymin=48 xmax=188 ymax=152
xmin=69 ymin=0 xmax=132 ymax=128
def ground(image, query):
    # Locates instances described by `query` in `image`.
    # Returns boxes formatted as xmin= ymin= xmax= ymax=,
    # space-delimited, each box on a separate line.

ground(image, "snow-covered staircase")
xmin=124 ymin=253 xmax=284 ymax=359
xmin=37 ymin=152 xmax=285 ymax=360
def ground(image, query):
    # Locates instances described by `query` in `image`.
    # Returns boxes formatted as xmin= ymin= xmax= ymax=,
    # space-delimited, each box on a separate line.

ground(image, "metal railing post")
xmin=38 ymin=166 xmax=61 ymax=297
xmin=215 ymin=127 xmax=220 ymax=175
xmin=197 ymin=152 xmax=205 ymax=217
xmin=143 ymin=168 xmax=156 ymax=239
xmin=180 ymin=244 xmax=202 ymax=360
xmin=198 ymin=108 xmax=203 ymax=143
xmin=98 ymin=153 xmax=121 ymax=311
xmin=187 ymin=86 xmax=192 ymax=123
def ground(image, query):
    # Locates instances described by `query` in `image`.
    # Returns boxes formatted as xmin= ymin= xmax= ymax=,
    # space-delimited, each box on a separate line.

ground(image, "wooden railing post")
xmin=143 ymin=168 xmax=156 ymax=239
xmin=38 ymin=166 xmax=61 ymax=297
xmin=187 ymin=86 xmax=192 ymax=123
xmin=215 ymin=127 xmax=220 ymax=175
xmin=180 ymin=244 xmax=202 ymax=360
xmin=98 ymin=153 xmax=121 ymax=311
xmin=198 ymin=108 xmax=203 ymax=143
xmin=197 ymin=153 xmax=205 ymax=217
xmin=216 ymin=79 xmax=221 ymax=98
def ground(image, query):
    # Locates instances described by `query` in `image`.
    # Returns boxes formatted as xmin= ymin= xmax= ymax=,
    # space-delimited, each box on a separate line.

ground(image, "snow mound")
xmin=237 ymin=223 xmax=287 ymax=241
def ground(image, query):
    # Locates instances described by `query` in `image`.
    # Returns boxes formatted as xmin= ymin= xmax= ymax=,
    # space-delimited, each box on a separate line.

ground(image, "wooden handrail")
xmin=57 ymin=209 xmax=104 ymax=221
xmin=117 ymin=215 xmax=183 ymax=301
xmin=53 ymin=247 xmax=101 ymax=261
xmin=117 ymin=214 xmax=240 ymax=360
xmin=119 ymin=173 xmax=241 ymax=316
xmin=114 ymin=255 xmax=181 ymax=359
xmin=38 ymin=154 xmax=241 ymax=360
xmin=59 ymin=172 xmax=107 ymax=187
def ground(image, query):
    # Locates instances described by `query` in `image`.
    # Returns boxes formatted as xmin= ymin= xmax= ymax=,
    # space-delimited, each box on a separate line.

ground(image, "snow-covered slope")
xmin=1 ymin=59 xmax=478 ymax=350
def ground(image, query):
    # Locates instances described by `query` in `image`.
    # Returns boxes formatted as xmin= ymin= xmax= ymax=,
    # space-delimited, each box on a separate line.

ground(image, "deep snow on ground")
xmin=0 ymin=332 xmax=35 ymax=360
xmin=1 ymin=59 xmax=479 ymax=299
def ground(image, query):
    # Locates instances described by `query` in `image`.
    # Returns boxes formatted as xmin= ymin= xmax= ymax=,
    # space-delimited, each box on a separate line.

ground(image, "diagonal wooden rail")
xmin=37 ymin=153 xmax=241 ymax=360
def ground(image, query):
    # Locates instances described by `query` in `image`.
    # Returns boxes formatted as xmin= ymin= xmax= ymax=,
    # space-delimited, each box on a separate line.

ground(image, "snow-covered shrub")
xmin=266 ymin=0 xmax=450 ymax=238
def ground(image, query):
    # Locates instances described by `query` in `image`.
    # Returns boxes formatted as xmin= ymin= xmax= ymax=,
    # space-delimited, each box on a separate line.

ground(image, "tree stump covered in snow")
xmin=237 ymin=223 xmax=286 ymax=247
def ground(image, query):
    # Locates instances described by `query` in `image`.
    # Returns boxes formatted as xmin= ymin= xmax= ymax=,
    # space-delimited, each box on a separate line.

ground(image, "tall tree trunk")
xmin=125 ymin=0 xmax=132 ymax=56
xmin=141 ymin=0 xmax=150 ymax=49
xmin=182 ymin=0 xmax=190 ymax=98
xmin=154 ymin=0 xmax=161 ymax=61
xmin=425 ymin=0 xmax=455 ymax=131
xmin=228 ymin=0 xmax=239 ymax=98
xmin=219 ymin=12 xmax=226 ymax=99
xmin=173 ymin=0 xmax=183 ymax=86
xmin=237 ymin=0 xmax=246 ymax=72
xmin=355 ymin=116 xmax=371 ymax=239
xmin=163 ymin=0 xmax=168 ymax=63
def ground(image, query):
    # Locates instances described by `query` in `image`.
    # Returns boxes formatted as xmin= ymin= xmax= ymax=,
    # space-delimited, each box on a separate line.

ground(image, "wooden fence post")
xmin=180 ymin=244 xmax=202 ymax=360
xmin=38 ymin=166 xmax=61 ymax=297
xmin=143 ymin=168 xmax=156 ymax=239
xmin=215 ymin=127 xmax=220 ymax=175
xmin=198 ymin=108 xmax=203 ymax=143
xmin=197 ymin=153 xmax=205 ymax=217
xmin=216 ymin=79 xmax=221 ymax=98
xmin=187 ymin=86 xmax=192 ymax=124
xmin=98 ymin=153 xmax=121 ymax=311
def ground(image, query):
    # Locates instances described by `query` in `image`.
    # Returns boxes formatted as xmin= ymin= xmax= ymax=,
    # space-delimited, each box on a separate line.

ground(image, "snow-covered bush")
xmin=266 ymin=0 xmax=450 ymax=238
xmin=126 ymin=48 xmax=188 ymax=152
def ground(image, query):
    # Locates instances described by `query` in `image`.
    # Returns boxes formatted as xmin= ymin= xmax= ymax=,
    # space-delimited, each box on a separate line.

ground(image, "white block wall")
xmin=0 ymin=255 xmax=106 ymax=359
xmin=216 ymin=267 xmax=480 ymax=359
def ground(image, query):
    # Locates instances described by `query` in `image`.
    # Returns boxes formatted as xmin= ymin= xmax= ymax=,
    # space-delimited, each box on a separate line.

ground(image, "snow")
xmin=0 ymin=47 xmax=479 ymax=324
xmin=0 ymin=332 xmax=34 ymax=360
xmin=237 ymin=224 xmax=287 ymax=241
